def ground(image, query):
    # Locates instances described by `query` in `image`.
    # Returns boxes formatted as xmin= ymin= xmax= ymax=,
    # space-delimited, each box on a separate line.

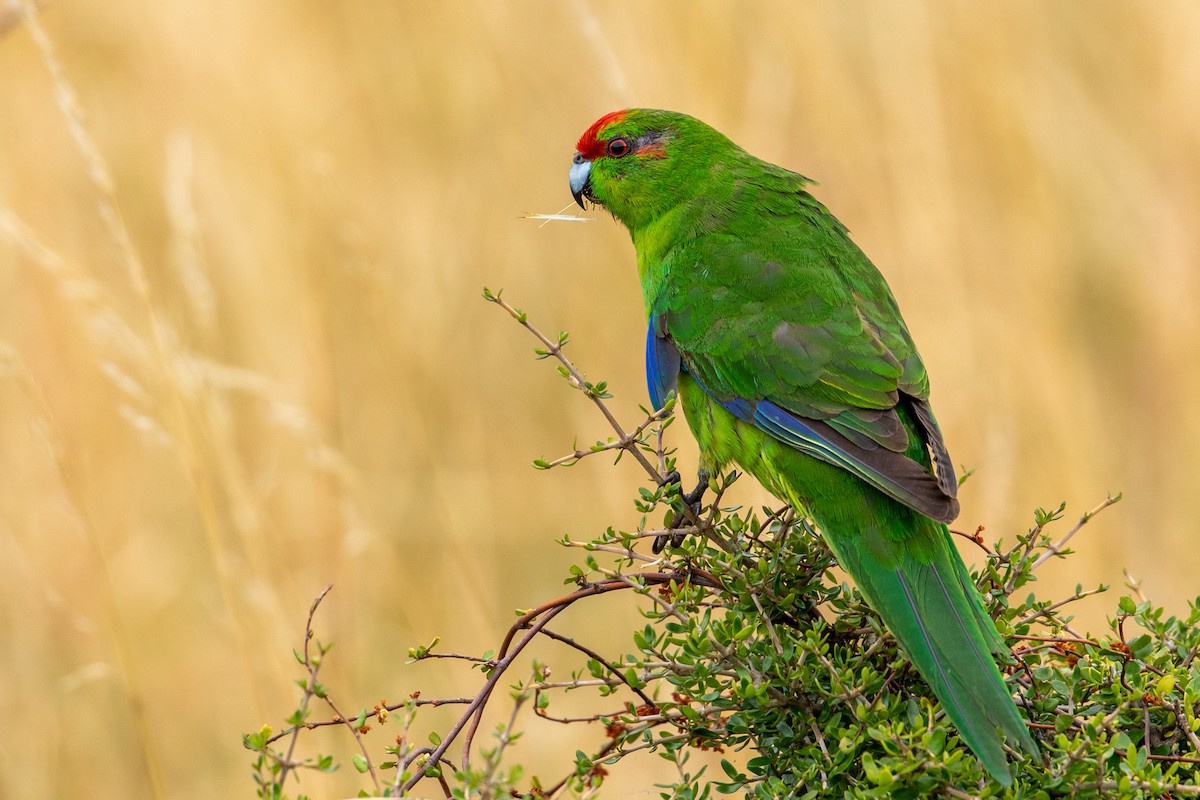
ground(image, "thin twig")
xmin=486 ymin=291 xmax=662 ymax=480
xmin=318 ymin=688 xmax=380 ymax=792
xmin=399 ymin=604 xmax=569 ymax=793
xmin=1031 ymin=494 xmax=1122 ymax=570
xmin=1176 ymin=699 xmax=1200 ymax=755
xmin=397 ymin=569 xmax=715 ymax=792
xmin=1011 ymin=634 xmax=1102 ymax=647
xmin=564 ymin=540 xmax=661 ymax=565
xmin=1014 ymin=586 xmax=1109 ymax=628
xmin=538 ymin=404 xmax=672 ymax=468
xmin=538 ymin=627 xmax=657 ymax=708
xmin=1003 ymin=503 xmax=1063 ymax=595
xmin=942 ymin=787 xmax=982 ymax=800
xmin=948 ymin=524 xmax=993 ymax=555
xmin=264 ymin=694 xmax=474 ymax=746
xmin=496 ymin=572 xmax=720 ymax=661
xmin=277 ymin=585 xmax=333 ymax=786
xmin=485 ymin=290 xmax=713 ymax=537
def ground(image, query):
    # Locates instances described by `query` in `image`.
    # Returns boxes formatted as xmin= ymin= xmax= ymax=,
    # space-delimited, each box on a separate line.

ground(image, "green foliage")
xmin=246 ymin=481 xmax=1200 ymax=798
xmin=567 ymin=486 xmax=1200 ymax=799
xmin=244 ymin=303 xmax=1200 ymax=798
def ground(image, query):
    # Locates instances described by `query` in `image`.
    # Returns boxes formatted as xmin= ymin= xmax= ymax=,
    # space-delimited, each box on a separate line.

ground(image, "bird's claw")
xmin=655 ymin=471 xmax=710 ymax=553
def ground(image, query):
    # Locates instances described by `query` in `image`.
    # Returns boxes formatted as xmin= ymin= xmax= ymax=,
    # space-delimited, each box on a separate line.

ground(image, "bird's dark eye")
xmin=607 ymin=137 xmax=630 ymax=157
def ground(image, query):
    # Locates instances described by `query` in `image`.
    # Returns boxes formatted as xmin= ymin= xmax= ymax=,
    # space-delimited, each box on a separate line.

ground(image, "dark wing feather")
xmin=909 ymin=397 xmax=958 ymax=499
xmin=697 ymin=382 xmax=959 ymax=523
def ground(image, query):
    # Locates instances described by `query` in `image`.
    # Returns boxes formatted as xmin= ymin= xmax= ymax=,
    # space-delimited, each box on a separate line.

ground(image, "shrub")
xmin=245 ymin=294 xmax=1200 ymax=798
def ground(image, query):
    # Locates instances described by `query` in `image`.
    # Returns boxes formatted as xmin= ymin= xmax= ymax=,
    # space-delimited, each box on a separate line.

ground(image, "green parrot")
xmin=568 ymin=109 xmax=1037 ymax=784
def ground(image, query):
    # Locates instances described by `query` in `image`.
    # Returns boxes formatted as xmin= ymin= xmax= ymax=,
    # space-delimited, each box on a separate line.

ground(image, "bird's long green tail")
xmin=820 ymin=504 xmax=1039 ymax=785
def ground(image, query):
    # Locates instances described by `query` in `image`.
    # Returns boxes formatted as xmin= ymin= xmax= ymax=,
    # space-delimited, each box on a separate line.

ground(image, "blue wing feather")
xmin=645 ymin=314 xmax=681 ymax=410
xmin=692 ymin=375 xmax=958 ymax=522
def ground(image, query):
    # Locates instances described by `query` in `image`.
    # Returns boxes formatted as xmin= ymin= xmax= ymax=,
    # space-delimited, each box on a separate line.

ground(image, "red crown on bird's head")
xmin=576 ymin=110 xmax=628 ymax=160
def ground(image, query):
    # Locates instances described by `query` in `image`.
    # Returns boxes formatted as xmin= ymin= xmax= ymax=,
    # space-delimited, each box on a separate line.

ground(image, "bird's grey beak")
xmin=569 ymin=152 xmax=592 ymax=209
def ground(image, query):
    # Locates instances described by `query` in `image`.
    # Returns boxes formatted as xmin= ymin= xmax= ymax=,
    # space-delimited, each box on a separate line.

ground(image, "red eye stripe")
xmin=576 ymin=109 xmax=627 ymax=160
xmin=634 ymin=140 xmax=666 ymax=159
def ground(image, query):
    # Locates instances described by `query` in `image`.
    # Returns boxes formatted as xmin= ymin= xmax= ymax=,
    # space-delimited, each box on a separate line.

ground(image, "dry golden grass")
xmin=1 ymin=1 xmax=1198 ymax=796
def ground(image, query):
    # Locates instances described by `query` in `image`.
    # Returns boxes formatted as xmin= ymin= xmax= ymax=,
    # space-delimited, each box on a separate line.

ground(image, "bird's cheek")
xmin=589 ymin=170 xmax=616 ymax=206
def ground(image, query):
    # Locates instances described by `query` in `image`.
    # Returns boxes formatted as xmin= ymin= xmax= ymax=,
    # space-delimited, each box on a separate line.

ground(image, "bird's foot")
xmin=655 ymin=470 xmax=710 ymax=553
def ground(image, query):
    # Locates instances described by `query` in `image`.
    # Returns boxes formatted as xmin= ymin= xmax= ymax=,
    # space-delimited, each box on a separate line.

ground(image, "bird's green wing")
xmin=650 ymin=192 xmax=958 ymax=518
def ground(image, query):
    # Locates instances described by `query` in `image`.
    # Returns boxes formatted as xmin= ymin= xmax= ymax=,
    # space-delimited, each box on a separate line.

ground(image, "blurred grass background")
xmin=1 ymin=1 xmax=1198 ymax=796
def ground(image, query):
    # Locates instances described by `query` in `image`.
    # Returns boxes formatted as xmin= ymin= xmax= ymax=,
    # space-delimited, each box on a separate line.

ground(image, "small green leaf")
xmin=720 ymin=759 xmax=744 ymax=781
xmin=928 ymin=727 xmax=946 ymax=756
xmin=1128 ymin=634 xmax=1153 ymax=659
xmin=243 ymin=724 xmax=272 ymax=750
